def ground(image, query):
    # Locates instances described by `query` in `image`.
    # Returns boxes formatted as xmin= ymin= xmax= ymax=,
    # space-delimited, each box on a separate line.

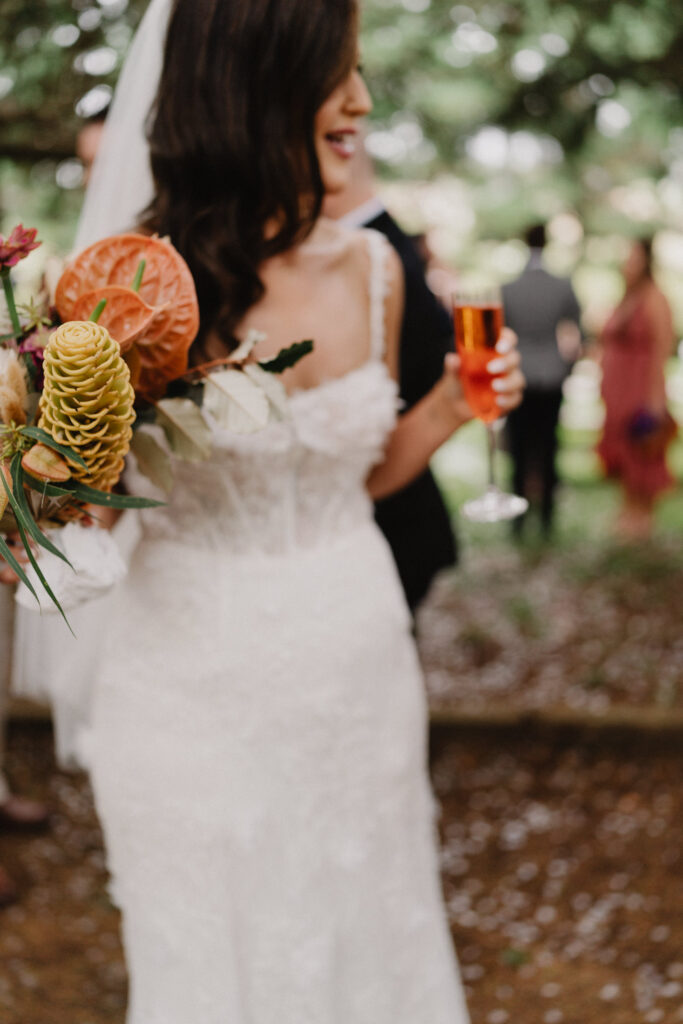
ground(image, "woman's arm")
xmin=644 ymin=286 xmax=675 ymax=413
xmin=367 ymin=248 xmax=524 ymax=501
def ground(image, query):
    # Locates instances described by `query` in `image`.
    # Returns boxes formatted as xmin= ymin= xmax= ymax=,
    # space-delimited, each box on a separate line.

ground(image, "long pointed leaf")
xmin=9 ymin=454 xmax=73 ymax=569
xmin=23 ymin=473 xmax=73 ymax=498
xmin=68 ymin=481 xmax=165 ymax=509
xmin=259 ymin=340 xmax=313 ymax=374
xmin=0 ymin=531 xmax=40 ymax=606
xmin=20 ymin=427 xmax=88 ymax=470
xmin=22 ymin=472 xmax=163 ymax=509
xmin=11 ymin=511 xmax=73 ymax=634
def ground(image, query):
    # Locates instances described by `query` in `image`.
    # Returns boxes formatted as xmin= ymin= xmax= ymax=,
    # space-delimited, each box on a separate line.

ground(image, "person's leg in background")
xmin=539 ymin=390 xmax=564 ymax=538
xmin=506 ymin=397 xmax=531 ymax=538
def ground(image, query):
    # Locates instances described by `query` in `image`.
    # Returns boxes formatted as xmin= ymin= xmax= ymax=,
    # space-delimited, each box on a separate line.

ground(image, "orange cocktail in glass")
xmin=454 ymin=302 xmax=504 ymax=423
xmin=453 ymin=287 xmax=528 ymax=523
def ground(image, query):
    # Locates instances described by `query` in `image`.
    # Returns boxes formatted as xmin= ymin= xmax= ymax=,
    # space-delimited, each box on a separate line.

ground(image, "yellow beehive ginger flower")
xmin=39 ymin=320 xmax=135 ymax=491
xmin=0 ymin=348 xmax=29 ymax=426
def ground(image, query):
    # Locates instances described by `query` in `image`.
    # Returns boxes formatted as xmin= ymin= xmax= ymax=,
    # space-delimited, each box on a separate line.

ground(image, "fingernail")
xmin=487 ymin=358 xmax=505 ymax=373
xmin=496 ymin=337 xmax=513 ymax=353
xmin=491 ymin=377 xmax=507 ymax=391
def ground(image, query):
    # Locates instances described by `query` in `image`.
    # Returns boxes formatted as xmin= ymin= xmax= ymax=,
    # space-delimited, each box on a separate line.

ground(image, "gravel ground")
xmin=1 ymin=721 xmax=681 ymax=1024
xmin=418 ymin=538 xmax=683 ymax=723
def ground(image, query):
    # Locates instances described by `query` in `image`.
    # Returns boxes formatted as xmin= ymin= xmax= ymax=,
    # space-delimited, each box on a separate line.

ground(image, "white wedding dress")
xmin=88 ymin=232 xmax=469 ymax=1024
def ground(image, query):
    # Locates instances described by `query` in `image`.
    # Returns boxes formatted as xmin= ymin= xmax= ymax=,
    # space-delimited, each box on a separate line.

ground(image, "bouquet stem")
xmin=1 ymin=268 xmax=22 ymax=340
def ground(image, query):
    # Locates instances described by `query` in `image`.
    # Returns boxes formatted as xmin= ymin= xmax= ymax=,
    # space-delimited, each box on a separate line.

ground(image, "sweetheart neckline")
xmin=286 ymin=359 xmax=392 ymax=403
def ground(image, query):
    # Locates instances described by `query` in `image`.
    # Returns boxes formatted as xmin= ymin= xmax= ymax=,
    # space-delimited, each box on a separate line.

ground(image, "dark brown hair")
xmin=525 ymin=223 xmax=546 ymax=250
xmin=143 ymin=0 xmax=358 ymax=359
xmin=633 ymin=236 xmax=654 ymax=280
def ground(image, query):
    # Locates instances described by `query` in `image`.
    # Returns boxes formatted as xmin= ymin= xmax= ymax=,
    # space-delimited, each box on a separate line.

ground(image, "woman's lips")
xmin=325 ymin=131 xmax=357 ymax=158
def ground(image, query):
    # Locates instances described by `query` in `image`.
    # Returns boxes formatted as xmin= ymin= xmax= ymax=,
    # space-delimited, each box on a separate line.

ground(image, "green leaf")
xmin=23 ymin=474 xmax=73 ymax=498
xmin=11 ymin=506 xmax=74 ymax=634
xmin=9 ymin=453 xmax=73 ymax=569
xmin=20 ymin=427 xmax=88 ymax=470
xmin=131 ymin=259 xmax=146 ymax=293
xmin=67 ymin=482 xmax=165 ymax=509
xmin=130 ymin=430 xmax=174 ymax=495
xmin=22 ymin=474 xmax=163 ymax=509
xmin=155 ymin=397 xmax=213 ymax=461
xmin=90 ymin=298 xmax=107 ymax=323
xmin=0 ymin=530 xmax=40 ymax=607
xmin=259 ymin=340 xmax=314 ymax=375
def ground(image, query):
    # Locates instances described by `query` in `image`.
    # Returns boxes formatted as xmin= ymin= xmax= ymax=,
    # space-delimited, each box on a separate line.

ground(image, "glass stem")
xmin=486 ymin=422 xmax=498 ymax=491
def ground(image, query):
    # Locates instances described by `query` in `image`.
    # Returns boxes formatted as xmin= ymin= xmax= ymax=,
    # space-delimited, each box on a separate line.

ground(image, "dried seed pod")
xmin=0 ymin=348 xmax=28 ymax=425
xmin=21 ymin=443 xmax=72 ymax=483
xmin=38 ymin=320 xmax=135 ymax=492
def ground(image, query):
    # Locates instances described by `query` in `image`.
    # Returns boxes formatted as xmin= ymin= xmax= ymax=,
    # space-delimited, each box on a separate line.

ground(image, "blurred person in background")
xmin=324 ymin=139 xmax=458 ymax=612
xmin=503 ymin=223 xmax=583 ymax=539
xmin=76 ymin=109 xmax=108 ymax=187
xmin=597 ymin=237 xmax=676 ymax=539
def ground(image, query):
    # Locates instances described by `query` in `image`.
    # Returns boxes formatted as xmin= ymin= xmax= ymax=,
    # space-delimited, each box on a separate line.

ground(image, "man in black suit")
xmin=324 ymin=153 xmax=457 ymax=612
xmin=503 ymin=223 xmax=583 ymax=538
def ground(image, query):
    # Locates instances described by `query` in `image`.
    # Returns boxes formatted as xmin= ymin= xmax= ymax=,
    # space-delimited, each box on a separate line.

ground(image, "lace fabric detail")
xmin=128 ymin=355 xmax=399 ymax=558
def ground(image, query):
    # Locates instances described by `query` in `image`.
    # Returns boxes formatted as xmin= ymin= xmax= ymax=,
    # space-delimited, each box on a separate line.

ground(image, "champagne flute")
xmin=453 ymin=285 xmax=528 ymax=523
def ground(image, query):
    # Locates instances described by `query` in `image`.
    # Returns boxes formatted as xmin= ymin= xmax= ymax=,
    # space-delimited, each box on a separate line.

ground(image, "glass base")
xmin=461 ymin=486 xmax=529 ymax=524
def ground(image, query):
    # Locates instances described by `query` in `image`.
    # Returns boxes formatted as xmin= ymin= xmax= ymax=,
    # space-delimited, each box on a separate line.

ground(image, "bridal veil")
xmin=75 ymin=0 xmax=172 ymax=250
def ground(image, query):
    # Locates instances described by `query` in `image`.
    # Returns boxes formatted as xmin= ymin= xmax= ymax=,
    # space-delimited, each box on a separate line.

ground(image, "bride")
xmin=5 ymin=0 xmax=524 ymax=1020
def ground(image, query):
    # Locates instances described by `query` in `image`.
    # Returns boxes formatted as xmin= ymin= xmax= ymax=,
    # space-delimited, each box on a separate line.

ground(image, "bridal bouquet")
xmin=1 ymin=224 xmax=311 ymax=624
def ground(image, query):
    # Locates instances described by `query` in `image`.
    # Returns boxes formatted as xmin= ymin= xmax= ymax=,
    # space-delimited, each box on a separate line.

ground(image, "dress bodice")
xmin=602 ymin=298 xmax=652 ymax=355
xmin=127 ymin=229 xmax=400 ymax=556
xmin=129 ymin=360 xmax=398 ymax=555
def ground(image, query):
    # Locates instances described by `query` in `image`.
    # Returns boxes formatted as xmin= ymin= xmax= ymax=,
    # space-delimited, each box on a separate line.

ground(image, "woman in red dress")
xmin=598 ymin=238 xmax=676 ymax=539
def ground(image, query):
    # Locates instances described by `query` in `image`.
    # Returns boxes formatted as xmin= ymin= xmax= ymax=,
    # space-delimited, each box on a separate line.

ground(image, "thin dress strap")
xmin=365 ymin=229 xmax=390 ymax=362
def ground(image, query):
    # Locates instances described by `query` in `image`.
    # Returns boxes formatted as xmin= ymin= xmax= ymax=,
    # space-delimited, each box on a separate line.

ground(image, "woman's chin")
xmin=320 ymin=167 xmax=352 ymax=197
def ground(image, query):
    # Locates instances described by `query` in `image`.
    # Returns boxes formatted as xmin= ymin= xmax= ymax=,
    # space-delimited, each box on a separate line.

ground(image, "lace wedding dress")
xmin=88 ymin=231 xmax=469 ymax=1024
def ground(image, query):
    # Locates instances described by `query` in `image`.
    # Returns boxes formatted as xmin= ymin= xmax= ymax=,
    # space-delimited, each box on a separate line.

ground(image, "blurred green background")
xmin=2 ymin=0 xmax=682 ymax=537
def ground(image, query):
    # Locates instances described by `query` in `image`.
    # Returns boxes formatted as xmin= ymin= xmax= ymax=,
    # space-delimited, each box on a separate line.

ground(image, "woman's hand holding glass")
xmin=436 ymin=327 xmax=524 ymax=432
xmin=451 ymin=287 xmax=528 ymax=523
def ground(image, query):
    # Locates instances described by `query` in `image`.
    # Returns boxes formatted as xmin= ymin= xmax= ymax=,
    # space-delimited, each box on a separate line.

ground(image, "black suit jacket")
xmin=367 ymin=210 xmax=457 ymax=610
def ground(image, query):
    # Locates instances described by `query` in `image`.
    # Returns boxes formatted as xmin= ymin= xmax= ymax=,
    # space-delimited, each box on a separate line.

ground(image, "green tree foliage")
xmin=361 ymin=0 xmax=683 ymax=231
xmin=1 ymin=0 xmax=682 ymax=240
